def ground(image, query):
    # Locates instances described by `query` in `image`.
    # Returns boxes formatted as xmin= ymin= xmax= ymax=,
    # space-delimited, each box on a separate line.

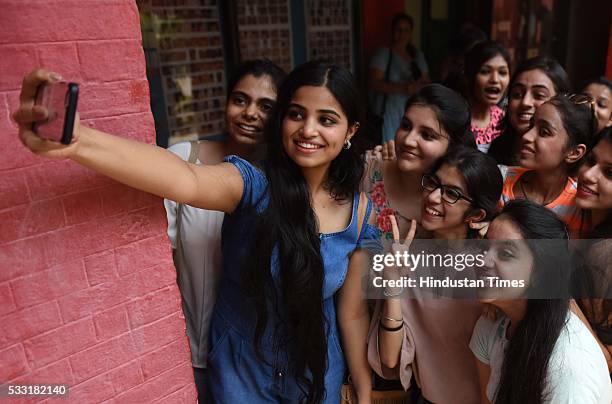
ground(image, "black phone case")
xmin=61 ymin=83 xmax=79 ymax=145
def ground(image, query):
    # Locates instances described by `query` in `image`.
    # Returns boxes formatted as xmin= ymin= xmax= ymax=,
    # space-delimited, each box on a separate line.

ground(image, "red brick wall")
xmin=0 ymin=1 xmax=195 ymax=401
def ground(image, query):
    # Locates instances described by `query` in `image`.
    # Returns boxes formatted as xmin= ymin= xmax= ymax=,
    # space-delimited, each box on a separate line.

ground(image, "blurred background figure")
xmin=368 ymin=13 xmax=430 ymax=143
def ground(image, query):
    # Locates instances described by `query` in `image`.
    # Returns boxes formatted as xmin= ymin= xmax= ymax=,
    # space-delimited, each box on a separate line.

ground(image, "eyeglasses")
xmin=421 ymin=174 xmax=474 ymax=204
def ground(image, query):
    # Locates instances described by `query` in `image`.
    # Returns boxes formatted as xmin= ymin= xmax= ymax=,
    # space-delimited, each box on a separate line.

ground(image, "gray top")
xmin=164 ymin=141 xmax=224 ymax=368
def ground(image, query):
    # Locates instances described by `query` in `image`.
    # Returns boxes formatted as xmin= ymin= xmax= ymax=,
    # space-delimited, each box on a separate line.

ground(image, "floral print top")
xmin=472 ymin=105 xmax=504 ymax=153
xmin=365 ymin=157 xmax=398 ymax=241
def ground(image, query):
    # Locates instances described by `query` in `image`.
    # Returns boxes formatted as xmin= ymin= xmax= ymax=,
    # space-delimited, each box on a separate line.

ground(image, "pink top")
xmin=363 ymin=155 xmax=483 ymax=403
xmin=368 ymin=299 xmax=482 ymax=403
xmin=472 ymin=105 xmax=504 ymax=153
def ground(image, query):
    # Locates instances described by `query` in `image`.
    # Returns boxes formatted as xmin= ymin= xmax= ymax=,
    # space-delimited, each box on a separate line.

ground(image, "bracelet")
xmin=379 ymin=321 xmax=404 ymax=332
xmin=383 ymin=287 xmax=404 ymax=297
xmin=382 ymin=316 xmax=403 ymax=323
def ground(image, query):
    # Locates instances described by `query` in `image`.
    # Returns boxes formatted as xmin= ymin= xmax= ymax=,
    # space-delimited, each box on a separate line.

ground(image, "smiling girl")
xmin=364 ymin=84 xmax=476 ymax=242
xmin=488 ymin=57 xmax=570 ymax=165
xmin=163 ymin=59 xmax=285 ymax=400
xmin=583 ymin=77 xmax=612 ymax=133
xmin=369 ymin=147 xmax=503 ymax=404
xmin=470 ymin=200 xmax=611 ymax=403
xmin=463 ymin=41 xmax=511 ymax=153
xmin=500 ymin=94 xmax=593 ymax=237
xmin=14 ymin=62 xmax=379 ymax=403
xmin=574 ymin=127 xmax=612 ymax=371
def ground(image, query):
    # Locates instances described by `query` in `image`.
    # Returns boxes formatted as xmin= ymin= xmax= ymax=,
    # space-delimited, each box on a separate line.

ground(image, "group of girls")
xmin=12 ymin=44 xmax=612 ymax=403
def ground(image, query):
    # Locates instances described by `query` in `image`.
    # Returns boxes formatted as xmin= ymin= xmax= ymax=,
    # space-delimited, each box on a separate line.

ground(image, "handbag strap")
xmin=356 ymin=192 xmax=368 ymax=238
xmin=175 ymin=141 xmax=200 ymax=241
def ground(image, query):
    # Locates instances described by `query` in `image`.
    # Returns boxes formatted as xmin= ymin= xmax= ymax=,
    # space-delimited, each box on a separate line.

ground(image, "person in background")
xmin=369 ymin=13 xmax=430 ymax=142
xmin=583 ymin=76 xmax=612 ymax=133
xmin=440 ymin=21 xmax=487 ymax=93
xmin=463 ymin=41 xmax=511 ymax=153
xmin=164 ymin=59 xmax=285 ymax=401
xmin=488 ymin=57 xmax=570 ymax=165
xmin=471 ymin=200 xmax=611 ymax=403
xmin=500 ymin=94 xmax=592 ymax=238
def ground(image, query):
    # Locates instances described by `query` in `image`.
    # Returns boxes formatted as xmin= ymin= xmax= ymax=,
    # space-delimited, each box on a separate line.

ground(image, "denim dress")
xmin=205 ymin=156 xmax=380 ymax=403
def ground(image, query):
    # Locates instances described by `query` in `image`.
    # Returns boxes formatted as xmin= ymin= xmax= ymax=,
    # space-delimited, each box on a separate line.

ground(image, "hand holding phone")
xmin=33 ymin=81 xmax=79 ymax=144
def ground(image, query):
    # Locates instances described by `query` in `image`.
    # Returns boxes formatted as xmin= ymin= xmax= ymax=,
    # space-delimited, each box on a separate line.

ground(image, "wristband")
xmin=379 ymin=321 xmax=404 ymax=332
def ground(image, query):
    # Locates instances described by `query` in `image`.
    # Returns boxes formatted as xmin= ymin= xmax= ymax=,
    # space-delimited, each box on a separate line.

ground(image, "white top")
xmin=164 ymin=141 xmax=224 ymax=368
xmin=470 ymin=310 xmax=611 ymax=403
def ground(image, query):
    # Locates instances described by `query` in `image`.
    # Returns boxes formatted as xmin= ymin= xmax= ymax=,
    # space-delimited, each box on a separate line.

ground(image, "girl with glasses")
xmin=364 ymin=84 xmax=476 ymax=243
xmin=368 ymin=147 xmax=503 ymax=403
xmin=499 ymin=94 xmax=594 ymax=237
xmin=488 ymin=57 xmax=570 ymax=166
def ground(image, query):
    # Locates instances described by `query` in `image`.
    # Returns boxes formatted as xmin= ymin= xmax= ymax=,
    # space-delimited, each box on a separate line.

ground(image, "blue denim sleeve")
xmin=223 ymin=155 xmax=268 ymax=213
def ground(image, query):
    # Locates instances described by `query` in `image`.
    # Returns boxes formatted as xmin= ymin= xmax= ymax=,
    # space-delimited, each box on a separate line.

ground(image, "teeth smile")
xmin=425 ymin=207 xmax=442 ymax=217
xmin=297 ymin=141 xmax=322 ymax=149
xmin=237 ymin=124 xmax=259 ymax=131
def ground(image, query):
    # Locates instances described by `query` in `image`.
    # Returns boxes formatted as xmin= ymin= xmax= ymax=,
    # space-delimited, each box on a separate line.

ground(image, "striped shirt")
xmin=500 ymin=166 xmax=587 ymax=238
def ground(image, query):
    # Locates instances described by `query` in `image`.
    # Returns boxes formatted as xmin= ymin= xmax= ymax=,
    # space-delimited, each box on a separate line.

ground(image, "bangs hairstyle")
xmin=405 ymin=84 xmax=477 ymax=149
xmin=247 ymin=61 xmax=365 ymax=403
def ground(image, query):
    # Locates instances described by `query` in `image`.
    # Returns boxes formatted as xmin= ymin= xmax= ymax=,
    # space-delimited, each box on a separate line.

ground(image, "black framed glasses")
xmin=421 ymin=174 xmax=474 ymax=204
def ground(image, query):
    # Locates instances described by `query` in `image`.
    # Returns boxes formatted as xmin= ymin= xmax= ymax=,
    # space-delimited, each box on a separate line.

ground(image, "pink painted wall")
xmin=0 ymin=1 xmax=195 ymax=401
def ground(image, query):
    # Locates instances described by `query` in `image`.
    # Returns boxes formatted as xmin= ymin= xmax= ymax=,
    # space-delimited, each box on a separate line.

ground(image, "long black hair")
xmin=245 ymin=61 xmax=365 ymax=403
xmin=574 ymin=128 xmax=612 ymax=342
xmin=463 ymin=40 xmax=512 ymax=102
xmin=404 ymin=84 xmax=477 ymax=149
xmin=493 ymin=200 xmax=571 ymax=404
xmin=488 ymin=57 xmax=570 ymax=165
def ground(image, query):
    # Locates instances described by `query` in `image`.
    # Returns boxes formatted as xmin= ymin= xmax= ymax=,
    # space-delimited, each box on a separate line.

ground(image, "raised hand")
xmin=12 ymin=69 xmax=80 ymax=159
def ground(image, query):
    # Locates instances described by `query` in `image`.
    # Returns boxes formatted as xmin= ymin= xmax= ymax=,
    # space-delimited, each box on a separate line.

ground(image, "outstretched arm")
xmin=14 ymin=69 xmax=243 ymax=213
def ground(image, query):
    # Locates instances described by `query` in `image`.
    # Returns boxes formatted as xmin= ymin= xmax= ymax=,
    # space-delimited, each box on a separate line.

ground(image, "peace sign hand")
xmin=389 ymin=215 xmax=417 ymax=255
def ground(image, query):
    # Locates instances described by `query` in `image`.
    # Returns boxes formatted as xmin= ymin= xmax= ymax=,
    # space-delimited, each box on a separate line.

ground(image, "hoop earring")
xmin=344 ymin=139 xmax=351 ymax=150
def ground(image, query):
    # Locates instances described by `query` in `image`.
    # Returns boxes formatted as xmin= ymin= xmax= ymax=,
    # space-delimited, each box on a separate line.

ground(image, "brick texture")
xmin=137 ymin=0 xmax=227 ymax=139
xmin=306 ymin=0 xmax=354 ymax=70
xmin=0 ymin=1 xmax=195 ymax=402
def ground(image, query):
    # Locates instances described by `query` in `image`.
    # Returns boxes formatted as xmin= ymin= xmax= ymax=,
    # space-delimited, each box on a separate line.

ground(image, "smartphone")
xmin=33 ymin=81 xmax=79 ymax=144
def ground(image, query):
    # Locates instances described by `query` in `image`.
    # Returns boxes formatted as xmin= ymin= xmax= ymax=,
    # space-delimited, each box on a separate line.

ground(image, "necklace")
xmin=518 ymin=172 xmax=563 ymax=206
